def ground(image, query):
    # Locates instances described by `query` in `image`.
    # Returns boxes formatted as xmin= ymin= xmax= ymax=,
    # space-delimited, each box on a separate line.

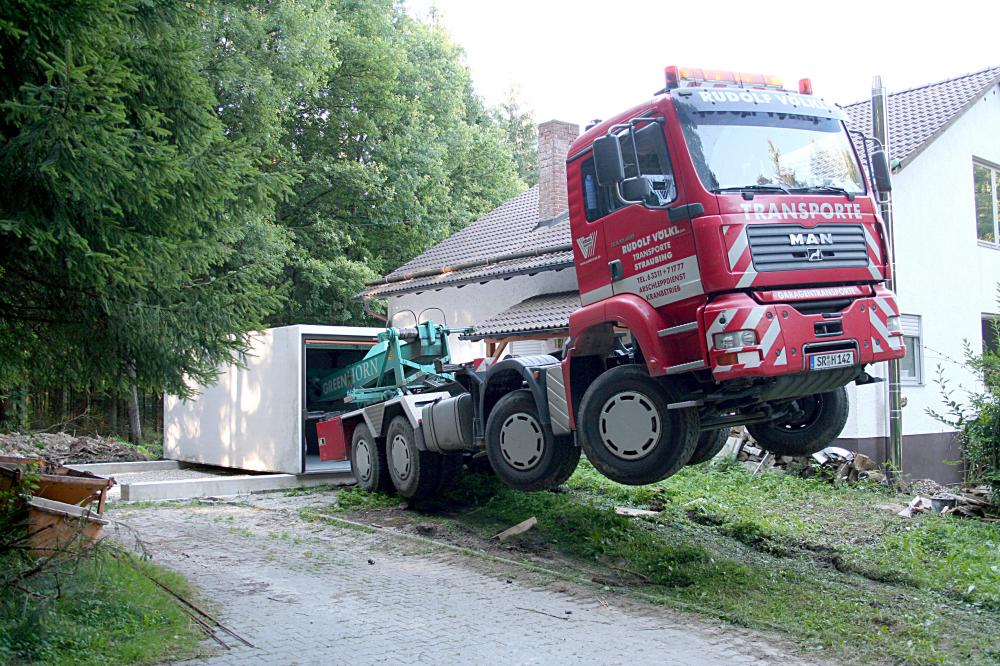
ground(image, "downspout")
xmin=362 ymin=298 xmax=388 ymax=327
xmin=872 ymin=75 xmax=904 ymax=479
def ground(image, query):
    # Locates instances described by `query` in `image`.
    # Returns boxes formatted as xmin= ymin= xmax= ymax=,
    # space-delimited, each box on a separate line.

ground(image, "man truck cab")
xmin=561 ymin=67 xmax=904 ymax=484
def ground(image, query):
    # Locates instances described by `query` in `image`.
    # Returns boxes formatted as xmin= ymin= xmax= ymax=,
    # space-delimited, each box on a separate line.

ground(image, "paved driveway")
xmin=112 ymin=495 xmax=826 ymax=666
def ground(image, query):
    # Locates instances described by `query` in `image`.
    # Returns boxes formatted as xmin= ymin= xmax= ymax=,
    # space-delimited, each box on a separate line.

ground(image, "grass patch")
xmin=284 ymin=484 xmax=340 ymax=497
xmin=0 ymin=548 xmax=202 ymax=665
xmin=436 ymin=463 xmax=1000 ymax=665
xmin=324 ymin=486 xmax=398 ymax=512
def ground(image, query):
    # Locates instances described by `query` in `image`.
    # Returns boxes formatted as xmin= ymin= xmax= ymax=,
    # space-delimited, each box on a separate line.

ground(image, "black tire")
xmin=385 ymin=416 xmax=442 ymax=499
xmin=485 ymin=390 xmax=581 ymax=491
xmin=687 ymin=428 xmax=729 ymax=466
xmin=747 ymin=387 xmax=849 ymax=456
xmin=351 ymin=423 xmax=390 ymax=492
xmin=577 ymin=364 xmax=699 ymax=485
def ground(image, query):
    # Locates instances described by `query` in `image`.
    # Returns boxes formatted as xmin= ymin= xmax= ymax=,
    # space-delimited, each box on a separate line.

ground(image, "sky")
xmin=407 ymin=0 xmax=999 ymax=128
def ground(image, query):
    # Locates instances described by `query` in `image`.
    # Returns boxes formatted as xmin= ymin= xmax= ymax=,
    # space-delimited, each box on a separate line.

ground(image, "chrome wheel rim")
xmin=499 ymin=413 xmax=544 ymax=470
xmin=354 ymin=437 xmax=373 ymax=482
xmin=390 ymin=433 xmax=411 ymax=480
xmin=598 ymin=391 xmax=661 ymax=460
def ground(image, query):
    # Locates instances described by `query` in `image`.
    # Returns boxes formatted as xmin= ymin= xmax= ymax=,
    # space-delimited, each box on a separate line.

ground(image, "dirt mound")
xmin=0 ymin=432 xmax=149 ymax=464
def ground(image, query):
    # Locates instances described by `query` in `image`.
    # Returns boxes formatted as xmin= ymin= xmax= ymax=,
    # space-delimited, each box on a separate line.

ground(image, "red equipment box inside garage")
xmin=316 ymin=416 xmax=349 ymax=462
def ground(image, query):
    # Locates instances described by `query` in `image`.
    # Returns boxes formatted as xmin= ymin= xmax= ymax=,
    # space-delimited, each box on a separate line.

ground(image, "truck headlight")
xmin=713 ymin=330 xmax=758 ymax=350
xmin=886 ymin=315 xmax=901 ymax=333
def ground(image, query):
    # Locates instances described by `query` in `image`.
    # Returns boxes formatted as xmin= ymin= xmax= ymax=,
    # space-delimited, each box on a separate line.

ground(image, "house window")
xmin=974 ymin=159 xmax=1000 ymax=244
xmin=899 ymin=314 xmax=923 ymax=385
xmin=983 ymin=315 xmax=999 ymax=355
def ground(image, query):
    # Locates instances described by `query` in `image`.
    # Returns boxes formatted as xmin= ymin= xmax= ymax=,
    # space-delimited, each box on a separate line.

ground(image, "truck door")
xmin=600 ymin=122 xmax=703 ymax=314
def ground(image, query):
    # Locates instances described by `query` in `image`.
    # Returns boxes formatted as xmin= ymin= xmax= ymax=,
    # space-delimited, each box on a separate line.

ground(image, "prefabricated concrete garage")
xmin=164 ymin=324 xmax=383 ymax=474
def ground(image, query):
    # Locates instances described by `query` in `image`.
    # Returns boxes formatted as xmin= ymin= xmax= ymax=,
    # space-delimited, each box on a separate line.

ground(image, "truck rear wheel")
xmin=485 ymin=390 xmax=580 ymax=491
xmin=747 ymin=387 xmax=849 ymax=456
xmin=385 ymin=416 xmax=441 ymax=499
xmin=687 ymin=428 xmax=729 ymax=466
xmin=578 ymin=364 xmax=699 ymax=485
xmin=351 ymin=423 xmax=390 ymax=493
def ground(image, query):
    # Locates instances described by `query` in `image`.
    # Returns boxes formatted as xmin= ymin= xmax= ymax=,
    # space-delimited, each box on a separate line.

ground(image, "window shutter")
xmin=510 ymin=340 xmax=545 ymax=357
xmin=900 ymin=314 xmax=921 ymax=337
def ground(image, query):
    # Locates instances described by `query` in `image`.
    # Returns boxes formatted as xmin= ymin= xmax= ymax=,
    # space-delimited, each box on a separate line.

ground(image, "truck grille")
xmin=747 ymin=224 xmax=868 ymax=272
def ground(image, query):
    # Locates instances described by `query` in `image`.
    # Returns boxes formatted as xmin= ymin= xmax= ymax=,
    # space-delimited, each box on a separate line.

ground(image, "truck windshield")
xmin=677 ymin=109 xmax=865 ymax=195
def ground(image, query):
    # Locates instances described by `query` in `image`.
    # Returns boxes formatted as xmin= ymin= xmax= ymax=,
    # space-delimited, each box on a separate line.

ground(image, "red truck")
xmin=336 ymin=66 xmax=906 ymax=498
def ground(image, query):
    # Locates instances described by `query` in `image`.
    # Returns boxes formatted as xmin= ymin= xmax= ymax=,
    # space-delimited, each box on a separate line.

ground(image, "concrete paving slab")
xmin=70 ymin=460 xmax=184 ymax=475
xmin=119 ymin=471 xmax=354 ymax=501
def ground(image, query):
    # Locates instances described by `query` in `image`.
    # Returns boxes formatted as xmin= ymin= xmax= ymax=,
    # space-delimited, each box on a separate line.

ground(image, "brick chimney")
xmin=537 ymin=119 xmax=580 ymax=222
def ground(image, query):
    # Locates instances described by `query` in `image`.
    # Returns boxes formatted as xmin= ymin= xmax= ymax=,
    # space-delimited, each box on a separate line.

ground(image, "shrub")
xmin=928 ymin=335 xmax=1000 ymax=506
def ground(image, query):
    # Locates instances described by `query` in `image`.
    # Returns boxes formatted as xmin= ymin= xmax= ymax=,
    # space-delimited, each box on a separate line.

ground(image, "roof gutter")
xmin=460 ymin=324 xmax=571 ymax=342
xmin=363 ymin=242 xmax=574 ymax=289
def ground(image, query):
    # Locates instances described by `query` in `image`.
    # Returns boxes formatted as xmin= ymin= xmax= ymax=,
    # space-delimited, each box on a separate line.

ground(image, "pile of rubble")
xmin=896 ymin=487 xmax=996 ymax=519
xmin=732 ymin=434 xmax=885 ymax=484
xmin=0 ymin=432 xmax=148 ymax=465
xmin=728 ymin=428 xmax=996 ymax=520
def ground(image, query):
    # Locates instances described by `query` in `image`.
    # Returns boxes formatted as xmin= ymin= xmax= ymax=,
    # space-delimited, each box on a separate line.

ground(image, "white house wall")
xmin=388 ymin=268 xmax=578 ymax=362
xmin=843 ymin=84 xmax=1000 ymax=449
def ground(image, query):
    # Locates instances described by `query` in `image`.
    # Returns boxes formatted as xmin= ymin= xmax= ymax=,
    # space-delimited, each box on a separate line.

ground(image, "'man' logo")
xmin=788 ymin=232 xmax=834 ymax=246
xmin=576 ymin=232 xmax=598 ymax=259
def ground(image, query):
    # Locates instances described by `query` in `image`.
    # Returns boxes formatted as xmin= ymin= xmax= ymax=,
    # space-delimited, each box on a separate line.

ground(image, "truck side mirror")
xmin=620 ymin=176 xmax=652 ymax=203
xmin=871 ymin=148 xmax=892 ymax=193
xmin=593 ymin=135 xmax=625 ymax=186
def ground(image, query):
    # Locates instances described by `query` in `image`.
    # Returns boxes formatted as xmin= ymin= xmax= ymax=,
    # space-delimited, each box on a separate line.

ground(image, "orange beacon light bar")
xmin=664 ymin=66 xmax=786 ymax=91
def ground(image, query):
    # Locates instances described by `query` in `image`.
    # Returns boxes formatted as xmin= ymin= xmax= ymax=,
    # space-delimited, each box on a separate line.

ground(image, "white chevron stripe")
xmin=736 ymin=266 xmax=757 ymax=289
xmin=741 ymin=306 xmax=767 ymax=332
xmin=869 ymin=309 xmax=902 ymax=350
xmin=727 ymin=228 xmax=749 ymax=270
xmin=863 ymin=225 xmax=882 ymax=263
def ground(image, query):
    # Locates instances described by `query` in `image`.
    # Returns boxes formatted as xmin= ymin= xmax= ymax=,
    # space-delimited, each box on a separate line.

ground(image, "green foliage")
xmin=0 ymin=0 xmax=527 ymax=396
xmin=445 ymin=473 xmax=749 ymax=587
xmin=0 ymin=549 xmax=201 ymax=665
xmin=928 ymin=319 xmax=1000 ymax=503
xmin=859 ymin=516 xmax=1000 ymax=610
xmin=491 ymin=88 xmax=538 ymax=187
xmin=0 ymin=0 xmax=288 ymax=396
xmin=270 ymin=0 xmax=526 ymax=326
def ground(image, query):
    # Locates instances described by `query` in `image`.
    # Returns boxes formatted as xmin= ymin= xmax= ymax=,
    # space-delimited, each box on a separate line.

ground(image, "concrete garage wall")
xmin=164 ymin=324 xmax=382 ymax=474
xmin=840 ymin=83 xmax=1000 ymax=481
xmin=387 ymin=268 xmax=578 ymax=363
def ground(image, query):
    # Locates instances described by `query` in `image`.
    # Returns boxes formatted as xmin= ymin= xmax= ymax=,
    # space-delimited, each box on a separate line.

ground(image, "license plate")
xmin=808 ymin=350 xmax=855 ymax=370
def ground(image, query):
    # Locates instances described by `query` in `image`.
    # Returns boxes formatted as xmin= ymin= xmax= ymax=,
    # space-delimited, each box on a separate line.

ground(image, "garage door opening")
xmin=302 ymin=337 xmax=376 ymax=473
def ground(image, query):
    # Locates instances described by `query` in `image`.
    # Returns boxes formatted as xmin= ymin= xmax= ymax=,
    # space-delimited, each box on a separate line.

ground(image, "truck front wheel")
xmin=578 ymin=365 xmax=699 ymax=485
xmin=747 ymin=387 xmax=849 ymax=456
xmin=385 ymin=416 xmax=442 ymax=499
xmin=485 ymin=390 xmax=580 ymax=491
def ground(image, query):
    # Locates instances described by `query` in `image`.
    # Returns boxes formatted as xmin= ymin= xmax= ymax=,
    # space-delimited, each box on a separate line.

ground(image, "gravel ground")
xmin=0 ymin=431 xmax=147 ymax=464
xmin=110 ymin=493 xmax=834 ymax=666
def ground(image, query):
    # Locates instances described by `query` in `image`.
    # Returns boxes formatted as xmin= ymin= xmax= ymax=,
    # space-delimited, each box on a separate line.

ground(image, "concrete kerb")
xmin=120 ymin=472 xmax=355 ymax=502
xmin=70 ymin=460 xmax=184 ymax=475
